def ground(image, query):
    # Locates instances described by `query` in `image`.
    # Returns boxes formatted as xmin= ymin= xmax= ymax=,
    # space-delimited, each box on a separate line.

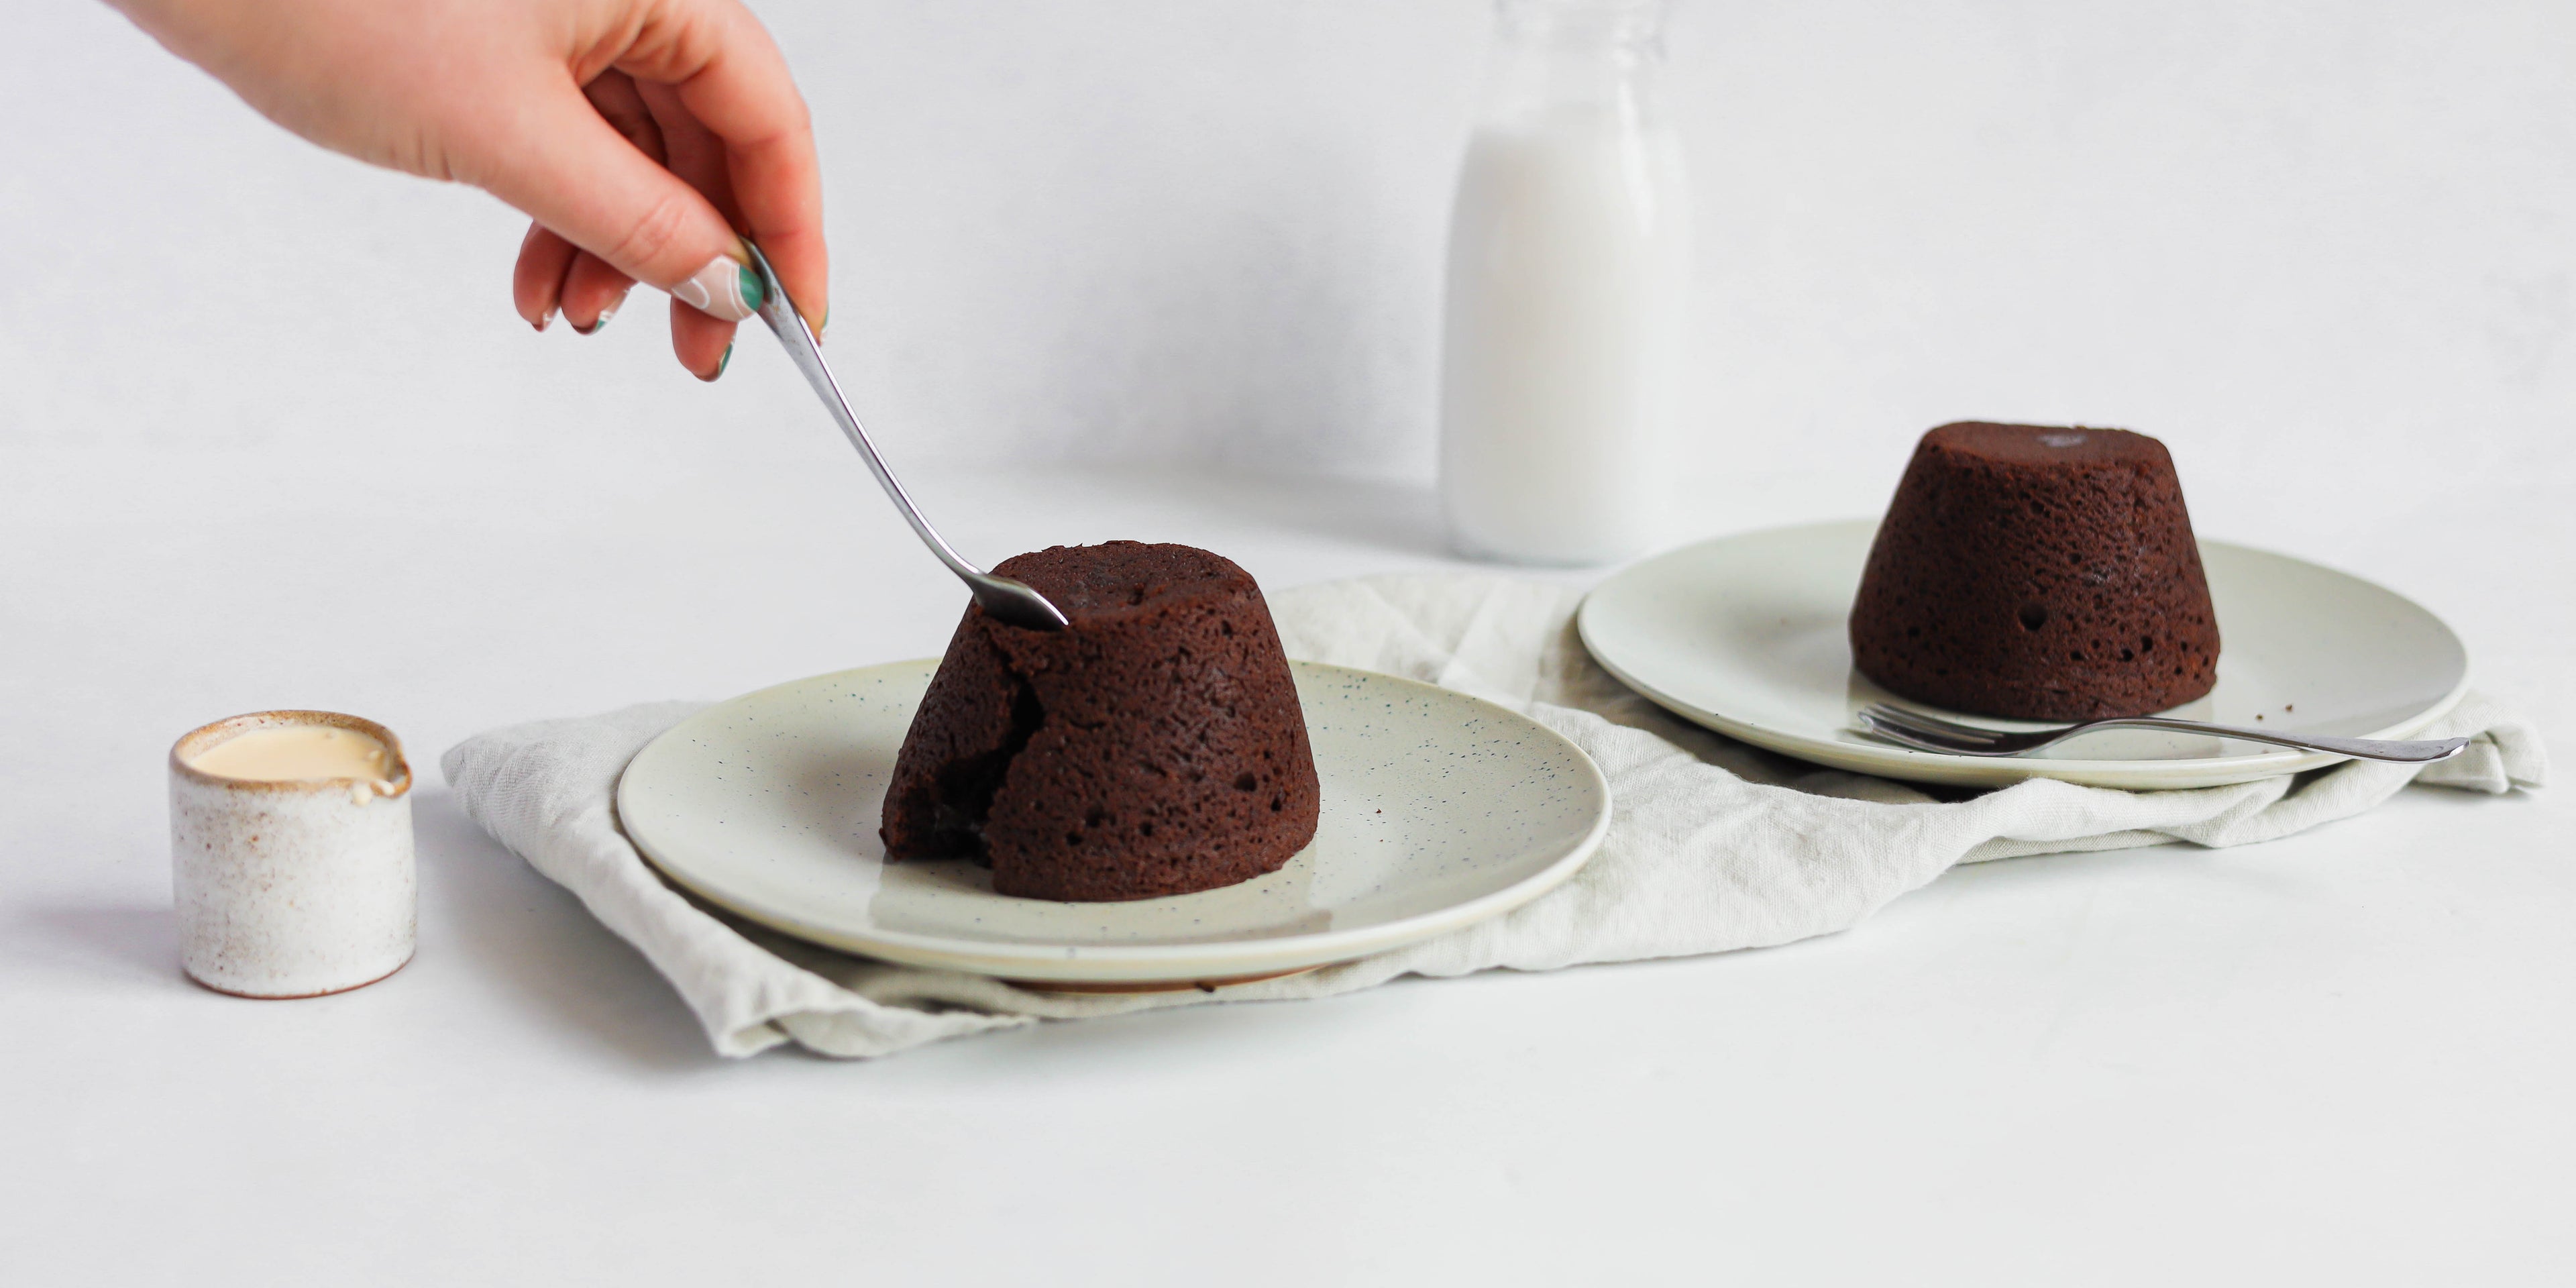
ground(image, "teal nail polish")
xmin=737 ymin=264 xmax=766 ymax=313
xmin=714 ymin=342 xmax=733 ymax=380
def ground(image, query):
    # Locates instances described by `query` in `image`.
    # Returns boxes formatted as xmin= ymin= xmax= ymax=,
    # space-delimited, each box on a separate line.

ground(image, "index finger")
xmin=618 ymin=1 xmax=828 ymax=334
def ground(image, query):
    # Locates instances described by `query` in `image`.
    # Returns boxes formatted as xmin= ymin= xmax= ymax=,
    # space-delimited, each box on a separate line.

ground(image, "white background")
xmin=3 ymin=1 xmax=2571 ymax=1283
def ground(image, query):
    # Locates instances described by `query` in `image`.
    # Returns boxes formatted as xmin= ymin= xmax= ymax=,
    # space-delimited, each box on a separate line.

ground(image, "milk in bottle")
xmin=1440 ymin=0 xmax=1691 ymax=565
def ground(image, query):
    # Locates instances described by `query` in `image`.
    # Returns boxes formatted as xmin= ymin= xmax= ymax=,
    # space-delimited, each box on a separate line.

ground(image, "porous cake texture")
xmin=880 ymin=541 xmax=1322 ymax=901
xmin=1848 ymin=422 xmax=2220 ymax=720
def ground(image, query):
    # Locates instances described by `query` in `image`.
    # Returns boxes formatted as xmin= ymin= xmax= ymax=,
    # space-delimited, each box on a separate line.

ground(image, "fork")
xmin=1854 ymin=702 xmax=2469 ymax=763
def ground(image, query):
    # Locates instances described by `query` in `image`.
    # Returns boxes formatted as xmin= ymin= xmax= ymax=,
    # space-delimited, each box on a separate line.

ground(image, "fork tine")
xmin=1857 ymin=706 xmax=2004 ymax=751
xmin=1862 ymin=703 xmax=1987 ymax=734
xmin=1860 ymin=704 xmax=2007 ymax=743
xmin=1857 ymin=706 xmax=1947 ymax=739
xmin=1858 ymin=723 xmax=1949 ymax=753
xmin=1855 ymin=711 xmax=1991 ymax=754
xmin=1868 ymin=703 xmax=2055 ymax=741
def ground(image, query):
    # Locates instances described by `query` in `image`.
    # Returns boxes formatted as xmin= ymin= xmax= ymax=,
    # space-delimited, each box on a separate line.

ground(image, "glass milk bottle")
xmin=1440 ymin=0 xmax=1692 ymax=566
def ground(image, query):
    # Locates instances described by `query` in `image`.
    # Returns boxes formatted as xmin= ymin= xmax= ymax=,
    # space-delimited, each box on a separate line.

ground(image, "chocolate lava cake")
xmin=879 ymin=541 xmax=1322 ymax=902
xmin=1848 ymin=422 xmax=2220 ymax=720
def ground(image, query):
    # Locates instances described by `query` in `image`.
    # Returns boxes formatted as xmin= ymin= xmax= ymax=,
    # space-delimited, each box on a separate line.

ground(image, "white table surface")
xmin=3 ymin=441 xmax=2569 ymax=1285
xmin=8 ymin=0 xmax=2575 ymax=1281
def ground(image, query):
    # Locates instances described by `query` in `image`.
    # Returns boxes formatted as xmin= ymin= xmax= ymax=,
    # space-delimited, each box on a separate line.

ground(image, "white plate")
xmin=616 ymin=660 xmax=1611 ymax=988
xmin=1576 ymin=520 xmax=2470 ymax=790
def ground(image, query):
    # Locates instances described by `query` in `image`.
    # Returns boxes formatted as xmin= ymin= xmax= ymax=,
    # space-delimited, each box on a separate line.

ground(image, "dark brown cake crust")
xmin=879 ymin=541 xmax=1322 ymax=902
xmin=1849 ymin=422 xmax=2220 ymax=720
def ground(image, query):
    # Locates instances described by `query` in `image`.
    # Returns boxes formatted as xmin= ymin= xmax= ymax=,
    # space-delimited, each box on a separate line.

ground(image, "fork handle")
xmin=2088 ymin=716 xmax=2468 ymax=763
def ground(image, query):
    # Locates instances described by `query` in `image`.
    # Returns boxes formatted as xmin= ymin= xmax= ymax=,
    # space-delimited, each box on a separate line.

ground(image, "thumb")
xmin=466 ymin=77 xmax=761 ymax=321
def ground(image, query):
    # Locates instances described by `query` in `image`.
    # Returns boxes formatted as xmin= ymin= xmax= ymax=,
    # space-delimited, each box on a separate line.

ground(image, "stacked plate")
xmin=1576 ymin=520 xmax=2469 ymax=791
xmin=618 ymin=661 xmax=1611 ymax=990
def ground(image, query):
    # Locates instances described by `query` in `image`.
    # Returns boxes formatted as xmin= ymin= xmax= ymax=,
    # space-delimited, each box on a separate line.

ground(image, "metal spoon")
xmin=739 ymin=241 xmax=1069 ymax=631
xmin=1854 ymin=702 xmax=2467 ymax=763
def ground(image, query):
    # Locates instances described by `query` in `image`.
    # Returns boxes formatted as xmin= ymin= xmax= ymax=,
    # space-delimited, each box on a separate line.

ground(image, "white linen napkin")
xmin=441 ymin=574 xmax=2548 ymax=1059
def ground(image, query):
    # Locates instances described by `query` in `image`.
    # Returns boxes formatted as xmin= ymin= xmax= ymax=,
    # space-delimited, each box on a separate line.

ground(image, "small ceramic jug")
xmin=169 ymin=711 xmax=417 ymax=998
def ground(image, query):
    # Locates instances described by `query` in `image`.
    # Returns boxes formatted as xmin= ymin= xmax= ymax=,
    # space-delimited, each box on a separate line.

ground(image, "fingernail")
xmin=672 ymin=255 xmax=764 ymax=321
xmin=816 ymin=305 xmax=830 ymax=345
xmin=533 ymin=308 xmax=554 ymax=333
xmin=573 ymin=301 xmax=617 ymax=336
xmin=701 ymin=342 xmax=733 ymax=383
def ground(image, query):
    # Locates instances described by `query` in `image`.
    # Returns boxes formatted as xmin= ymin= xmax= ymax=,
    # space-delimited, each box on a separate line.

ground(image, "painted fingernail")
xmin=573 ymin=301 xmax=618 ymax=336
xmin=533 ymin=307 xmax=554 ymax=333
xmin=700 ymin=341 xmax=733 ymax=382
xmin=671 ymin=255 xmax=764 ymax=321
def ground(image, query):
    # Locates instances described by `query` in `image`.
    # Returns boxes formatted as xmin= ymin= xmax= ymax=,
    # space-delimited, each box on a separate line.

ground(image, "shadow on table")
xmin=15 ymin=903 xmax=182 ymax=986
xmin=413 ymin=788 xmax=719 ymax=1070
xmin=13 ymin=801 xmax=717 ymax=1067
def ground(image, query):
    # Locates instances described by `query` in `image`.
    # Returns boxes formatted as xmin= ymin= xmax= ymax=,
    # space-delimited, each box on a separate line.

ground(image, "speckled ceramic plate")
xmin=1578 ymin=520 xmax=2471 ymax=790
xmin=616 ymin=660 xmax=1610 ymax=988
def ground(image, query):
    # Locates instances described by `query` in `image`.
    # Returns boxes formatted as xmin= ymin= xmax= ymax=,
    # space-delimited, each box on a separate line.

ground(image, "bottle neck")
xmin=1495 ymin=0 xmax=1668 ymax=54
xmin=1483 ymin=0 xmax=1672 ymax=126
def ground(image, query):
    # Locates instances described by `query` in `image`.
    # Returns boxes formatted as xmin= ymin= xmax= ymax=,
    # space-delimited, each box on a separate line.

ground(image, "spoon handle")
xmin=739 ymin=243 xmax=983 ymax=585
xmin=739 ymin=244 xmax=1067 ymax=631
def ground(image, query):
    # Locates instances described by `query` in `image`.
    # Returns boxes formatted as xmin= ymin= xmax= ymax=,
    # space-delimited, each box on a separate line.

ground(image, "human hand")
xmin=110 ymin=0 xmax=826 ymax=380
